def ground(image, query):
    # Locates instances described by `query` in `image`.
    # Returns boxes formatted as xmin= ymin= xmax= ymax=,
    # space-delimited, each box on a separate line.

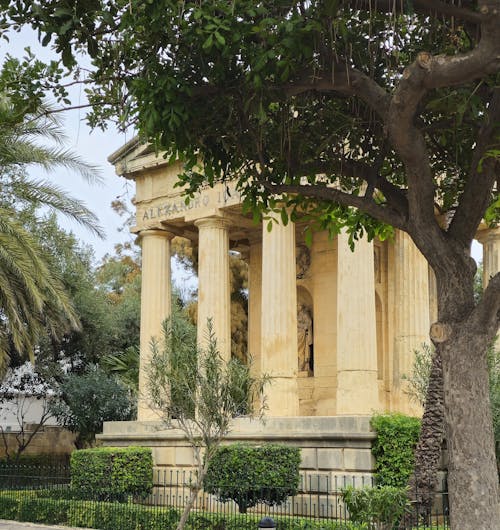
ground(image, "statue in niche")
xmin=296 ymin=245 xmax=311 ymax=279
xmin=297 ymin=304 xmax=314 ymax=373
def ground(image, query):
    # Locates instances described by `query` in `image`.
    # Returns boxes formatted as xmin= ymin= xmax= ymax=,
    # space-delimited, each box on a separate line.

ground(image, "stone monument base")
xmin=98 ymin=416 xmax=376 ymax=489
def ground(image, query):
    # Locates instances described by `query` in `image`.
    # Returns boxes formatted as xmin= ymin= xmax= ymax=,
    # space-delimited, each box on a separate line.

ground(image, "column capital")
xmin=138 ymin=228 xmax=176 ymax=240
xmin=194 ymin=215 xmax=231 ymax=230
xmin=476 ymin=226 xmax=500 ymax=245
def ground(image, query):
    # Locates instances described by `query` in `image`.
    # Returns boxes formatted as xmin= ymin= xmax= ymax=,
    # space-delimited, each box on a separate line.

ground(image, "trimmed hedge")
xmin=204 ymin=443 xmax=301 ymax=513
xmin=18 ymin=497 xmax=71 ymax=525
xmin=0 ymin=490 xmax=358 ymax=529
xmin=0 ymin=493 xmax=19 ymax=519
xmin=370 ymin=413 xmax=421 ymax=487
xmin=0 ymin=490 xmax=447 ymax=529
xmin=70 ymin=446 xmax=153 ymax=501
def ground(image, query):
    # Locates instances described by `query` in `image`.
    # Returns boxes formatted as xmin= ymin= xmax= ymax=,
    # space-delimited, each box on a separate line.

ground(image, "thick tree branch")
xmin=470 ymin=272 xmax=500 ymax=332
xmin=289 ymin=157 xmax=410 ymax=219
xmin=387 ymin=9 xmax=499 ymax=253
xmin=260 ymin=182 xmax=407 ymax=229
xmin=340 ymin=0 xmax=486 ymax=24
xmin=448 ymin=89 xmax=500 ymax=245
xmin=285 ymin=67 xmax=391 ymax=121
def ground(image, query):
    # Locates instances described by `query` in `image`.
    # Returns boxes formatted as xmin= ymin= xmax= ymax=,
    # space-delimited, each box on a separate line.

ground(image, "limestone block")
xmin=343 ymin=448 xmax=374 ymax=471
xmin=152 ymin=447 xmax=175 ymax=466
xmin=317 ymin=448 xmax=344 ymax=470
xmin=175 ymin=447 xmax=195 ymax=466
xmin=300 ymin=448 xmax=318 ymax=469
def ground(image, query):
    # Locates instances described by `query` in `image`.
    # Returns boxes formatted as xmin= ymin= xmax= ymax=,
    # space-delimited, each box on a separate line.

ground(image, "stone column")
xmin=261 ymin=218 xmax=299 ymax=416
xmin=247 ymin=238 xmax=262 ymax=379
xmin=138 ymin=229 xmax=174 ymax=421
xmin=195 ymin=216 xmax=231 ymax=361
xmin=336 ymin=231 xmax=379 ymax=414
xmin=393 ymin=230 xmax=430 ymax=414
xmin=477 ymin=227 xmax=500 ymax=289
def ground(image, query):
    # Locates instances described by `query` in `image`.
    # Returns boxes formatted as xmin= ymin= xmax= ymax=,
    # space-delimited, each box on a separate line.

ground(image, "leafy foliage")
xmin=148 ymin=317 xmax=266 ymax=434
xmin=147 ymin=317 xmax=268 ymax=529
xmin=371 ymin=414 xmax=421 ymax=488
xmin=70 ymin=446 xmax=153 ymax=501
xmin=49 ymin=365 xmax=134 ymax=448
xmin=341 ymin=485 xmax=410 ymax=530
xmin=204 ymin=444 xmax=301 ymax=513
xmin=402 ymin=344 xmax=434 ymax=407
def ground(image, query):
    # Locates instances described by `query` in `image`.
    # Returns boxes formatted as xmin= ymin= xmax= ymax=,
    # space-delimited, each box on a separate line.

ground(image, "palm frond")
xmin=7 ymin=178 xmax=105 ymax=238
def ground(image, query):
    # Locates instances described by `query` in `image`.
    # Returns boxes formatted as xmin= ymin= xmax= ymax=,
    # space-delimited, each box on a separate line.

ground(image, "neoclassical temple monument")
xmin=100 ymin=138 xmax=500 ymax=483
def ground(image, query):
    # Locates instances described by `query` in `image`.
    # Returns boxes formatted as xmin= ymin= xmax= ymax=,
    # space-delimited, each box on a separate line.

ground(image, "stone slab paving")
xmin=0 ymin=521 xmax=94 ymax=530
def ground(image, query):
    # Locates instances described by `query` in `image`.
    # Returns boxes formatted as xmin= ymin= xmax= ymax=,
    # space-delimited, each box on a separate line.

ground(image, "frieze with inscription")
xmin=138 ymin=188 xmax=242 ymax=223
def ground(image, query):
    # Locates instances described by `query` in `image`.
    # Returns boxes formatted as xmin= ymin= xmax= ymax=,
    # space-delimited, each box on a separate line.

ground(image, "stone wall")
xmin=0 ymin=424 xmax=76 ymax=458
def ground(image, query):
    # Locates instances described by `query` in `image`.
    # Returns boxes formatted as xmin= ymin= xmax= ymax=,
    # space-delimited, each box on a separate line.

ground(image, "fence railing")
xmin=0 ymin=462 xmax=449 ymax=529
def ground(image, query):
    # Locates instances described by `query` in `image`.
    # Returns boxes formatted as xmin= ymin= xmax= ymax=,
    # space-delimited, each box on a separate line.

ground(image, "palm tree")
xmin=0 ymin=94 xmax=102 ymax=376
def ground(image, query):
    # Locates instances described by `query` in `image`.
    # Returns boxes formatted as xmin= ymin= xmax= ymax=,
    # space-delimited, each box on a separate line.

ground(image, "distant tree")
xmin=49 ymin=365 xmax=134 ymax=448
xmin=0 ymin=362 xmax=55 ymax=461
xmin=96 ymin=242 xmax=141 ymax=356
xmin=147 ymin=317 xmax=268 ymax=530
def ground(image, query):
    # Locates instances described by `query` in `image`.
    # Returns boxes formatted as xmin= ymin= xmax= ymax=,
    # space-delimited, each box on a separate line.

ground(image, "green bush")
xmin=370 ymin=413 xmax=421 ymax=487
xmin=341 ymin=485 xmax=409 ymax=530
xmin=0 ymin=492 xmax=19 ymax=519
xmin=67 ymin=500 xmax=178 ymax=530
xmin=17 ymin=497 xmax=71 ymax=525
xmin=70 ymin=446 xmax=153 ymax=501
xmin=50 ymin=365 xmax=135 ymax=447
xmin=204 ymin=443 xmax=301 ymax=513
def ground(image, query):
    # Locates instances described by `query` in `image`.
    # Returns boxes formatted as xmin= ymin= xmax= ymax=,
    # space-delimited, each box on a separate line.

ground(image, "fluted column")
xmin=393 ymin=230 xmax=430 ymax=414
xmin=138 ymin=229 xmax=174 ymax=421
xmin=195 ymin=216 xmax=231 ymax=361
xmin=261 ymin=218 xmax=299 ymax=416
xmin=247 ymin=238 xmax=262 ymax=379
xmin=477 ymin=227 xmax=500 ymax=289
xmin=336 ymin=231 xmax=379 ymax=414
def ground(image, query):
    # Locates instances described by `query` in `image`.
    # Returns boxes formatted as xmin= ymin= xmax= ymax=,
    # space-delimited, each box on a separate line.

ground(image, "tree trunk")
xmin=405 ymin=352 xmax=445 ymax=525
xmin=176 ymin=484 xmax=201 ymax=530
xmin=441 ymin=324 xmax=500 ymax=529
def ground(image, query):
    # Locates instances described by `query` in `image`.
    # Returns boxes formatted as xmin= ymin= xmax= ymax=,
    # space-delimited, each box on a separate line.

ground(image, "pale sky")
xmin=1 ymin=27 xmax=483 ymax=265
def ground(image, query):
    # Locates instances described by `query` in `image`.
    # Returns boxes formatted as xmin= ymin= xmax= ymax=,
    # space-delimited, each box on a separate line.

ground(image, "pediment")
xmin=108 ymin=137 xmax=169 ymax=179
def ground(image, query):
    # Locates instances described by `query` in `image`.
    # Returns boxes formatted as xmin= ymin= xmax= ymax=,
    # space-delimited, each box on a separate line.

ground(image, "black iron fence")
xmin=0 ymin=462 xmax=449 ymax=529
